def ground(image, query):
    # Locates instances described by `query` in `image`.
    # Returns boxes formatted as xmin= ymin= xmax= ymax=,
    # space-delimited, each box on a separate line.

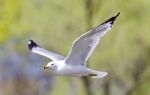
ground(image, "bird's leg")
xmin=88 ymin=73 xmax=97 ymax=76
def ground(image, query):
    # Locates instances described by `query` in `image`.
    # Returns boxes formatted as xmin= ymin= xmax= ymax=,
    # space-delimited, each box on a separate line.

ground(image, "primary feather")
xmin=65 ymin=12 xmax=120 ymax=66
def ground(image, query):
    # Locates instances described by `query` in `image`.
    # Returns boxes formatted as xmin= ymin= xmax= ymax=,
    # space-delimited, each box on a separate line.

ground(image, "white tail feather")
xmin=88 ymin=69 xmax=108 ymax=78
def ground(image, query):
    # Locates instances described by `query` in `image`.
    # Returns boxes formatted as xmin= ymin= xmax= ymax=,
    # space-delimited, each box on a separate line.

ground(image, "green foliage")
xmin=0 ymin=0 xmax=150 ymax=95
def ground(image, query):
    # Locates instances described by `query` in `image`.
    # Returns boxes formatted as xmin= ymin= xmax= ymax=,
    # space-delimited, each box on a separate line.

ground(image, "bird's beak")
xmin=43 ymin=66 xmax=49 ymax=69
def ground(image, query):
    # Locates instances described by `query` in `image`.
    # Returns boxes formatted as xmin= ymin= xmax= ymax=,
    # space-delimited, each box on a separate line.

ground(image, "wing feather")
xmin=65 ymin=13 xmax=120 ymax=65
xmin=28 ymin=40 xmax=65 ymax=61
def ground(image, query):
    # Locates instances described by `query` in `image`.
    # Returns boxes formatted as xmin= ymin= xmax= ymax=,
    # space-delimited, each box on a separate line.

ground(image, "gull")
xmin=28 ymin=12 xmax=120 ymax=78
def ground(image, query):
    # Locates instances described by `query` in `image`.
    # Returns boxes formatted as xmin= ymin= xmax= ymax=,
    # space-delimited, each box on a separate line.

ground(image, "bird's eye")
xmin=51 ymin=64 xmax=54 ymax=66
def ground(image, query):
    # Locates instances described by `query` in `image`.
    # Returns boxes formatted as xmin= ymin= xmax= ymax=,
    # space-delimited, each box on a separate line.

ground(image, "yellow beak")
xmin=43 ymin=66 xmax=49 ymax=69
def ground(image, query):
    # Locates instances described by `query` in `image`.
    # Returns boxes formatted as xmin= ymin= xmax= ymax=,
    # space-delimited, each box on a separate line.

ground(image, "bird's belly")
xmin=57 ymin=66 xmax=89 ymax=77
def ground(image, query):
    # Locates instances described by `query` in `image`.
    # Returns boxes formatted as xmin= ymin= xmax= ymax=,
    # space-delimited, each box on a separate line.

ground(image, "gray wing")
xmin=28 ymin=40 xmax=65 ymax=61
xmin=65 ymin=12 xmax=120 ymax=65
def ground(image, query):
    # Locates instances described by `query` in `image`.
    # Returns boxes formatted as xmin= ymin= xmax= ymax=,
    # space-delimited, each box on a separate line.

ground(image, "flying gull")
xmin=28 ymin=12 xmax=120 ymax=78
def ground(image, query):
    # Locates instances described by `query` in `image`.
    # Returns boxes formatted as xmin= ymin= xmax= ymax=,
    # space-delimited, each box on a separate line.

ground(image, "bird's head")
xmin=44 ymin=62 xmax=57 ymax=71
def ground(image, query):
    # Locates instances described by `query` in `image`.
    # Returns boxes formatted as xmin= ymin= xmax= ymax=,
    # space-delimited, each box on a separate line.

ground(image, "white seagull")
xmin=28 ymin=13 xmax=120 ymax=78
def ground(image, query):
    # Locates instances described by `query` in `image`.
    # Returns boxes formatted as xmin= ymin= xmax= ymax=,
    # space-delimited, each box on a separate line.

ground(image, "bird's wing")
xmin=28 ymin=40 xmax=65 ymax=61
xmin=65 ymin=12 xmax=120 ymax=66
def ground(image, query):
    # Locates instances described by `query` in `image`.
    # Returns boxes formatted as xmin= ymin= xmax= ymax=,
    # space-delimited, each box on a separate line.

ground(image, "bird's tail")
xmin=87 ymin=69 xmax=108 ymax=78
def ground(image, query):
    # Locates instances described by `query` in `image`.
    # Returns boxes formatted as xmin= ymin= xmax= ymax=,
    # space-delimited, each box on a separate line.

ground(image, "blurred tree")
xmin=81 ymin=0 xmax=94 ymax=95
xmin=0 ymin=0 xmax=150 ymax=95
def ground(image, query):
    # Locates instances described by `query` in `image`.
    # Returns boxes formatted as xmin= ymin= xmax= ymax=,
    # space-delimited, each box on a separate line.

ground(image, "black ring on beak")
xmin=43 ymin=66 xmax=48 ymax=69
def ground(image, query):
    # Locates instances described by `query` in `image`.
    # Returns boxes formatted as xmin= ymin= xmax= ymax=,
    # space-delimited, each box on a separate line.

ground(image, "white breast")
xmin=55 ymin=61 xmax=89 ymax=76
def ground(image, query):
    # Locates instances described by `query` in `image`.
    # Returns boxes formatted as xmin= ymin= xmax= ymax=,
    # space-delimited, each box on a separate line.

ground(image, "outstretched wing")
xmin=28 ymin=40 xmax=65 ymax=61
xmin=65 ymin=12 xmax=120 ymax=65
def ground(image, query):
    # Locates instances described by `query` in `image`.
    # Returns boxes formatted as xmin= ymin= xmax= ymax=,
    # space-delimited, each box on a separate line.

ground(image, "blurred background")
xmin=0 ymin=0 xmax=150 ymax=95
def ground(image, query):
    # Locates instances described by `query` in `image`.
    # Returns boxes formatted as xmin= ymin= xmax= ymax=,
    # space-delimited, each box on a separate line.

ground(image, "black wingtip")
xmin=102 ymin=12 xmax=120 ymax=25
xmin=28 ymin=40 xmax=38 ymax=50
